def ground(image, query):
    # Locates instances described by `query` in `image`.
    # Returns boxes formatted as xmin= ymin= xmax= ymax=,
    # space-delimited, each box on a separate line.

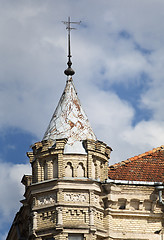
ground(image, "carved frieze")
xmin=37 ymin=194 xmax=56 ymax=206
xmin=64 ymin=192 xmax=88 ymax=202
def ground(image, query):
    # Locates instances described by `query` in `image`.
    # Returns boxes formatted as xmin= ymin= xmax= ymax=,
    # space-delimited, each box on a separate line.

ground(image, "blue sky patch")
xmin=80 ymin=22 xmax=88 ymax=29
xmin=99 ymin=72 xmax=152 ymax=126
xmin=119 ymin=30 xmax=131 ymax=39
xmin=0 ymin=212 xmax=10 ymax=238
xmin=118 ymin=30 xmax=152 ymax=56
xmin=134 ymin=42 xmax=152 ymax=55
xmin=0 ymin=127 xmax=37 ymax=164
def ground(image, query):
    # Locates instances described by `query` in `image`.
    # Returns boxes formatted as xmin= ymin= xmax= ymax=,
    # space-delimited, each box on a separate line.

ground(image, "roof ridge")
xmin=109 ymin=145 xmax=164 ymax=170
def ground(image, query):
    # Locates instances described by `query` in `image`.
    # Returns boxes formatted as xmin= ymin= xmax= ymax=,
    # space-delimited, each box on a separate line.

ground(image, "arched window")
xmin=118 ymin=198 xmax=127 ymax=209
xmin=91 ymin=161 xmax=96 ymax=179
xmin=65 ymin=162 xmax=73 ymax=177
xmin=53 ymin=160 xmax=58 ymax=178
xmin=77 ymin=162 xmax=85 ymax=177
xmin=44 ymin=163 xmax=48 ymax=180
xmin=130 ymin=199 xmax=140 ymax=210
xmin=144 ymin=200 xmax=152 ymax=211
xmin=32 ymin=163 xmax=36 ymax=183
xmin=100 ymin=163 xmax=104 ymax=180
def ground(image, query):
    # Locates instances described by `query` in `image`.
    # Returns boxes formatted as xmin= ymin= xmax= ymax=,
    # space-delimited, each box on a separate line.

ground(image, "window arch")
xmin=65 ymin=162 xmax=73 ymax=177
xmin=130 ymin=199 xmax=140 ymax=210
xmin=118 ymin=198 xmax=127 ymax=209
xmin=100 ymin=162 xmax=104 ymax=181
xmin=77 ymin=162 xmax=85 ymax=177
xmin=91 ymin=161 xmax=96 ymax=179
xmin=53 ymin=160 xmax=58 ymax=178
xmin=44 ymin=162 xmax=48 ymax=180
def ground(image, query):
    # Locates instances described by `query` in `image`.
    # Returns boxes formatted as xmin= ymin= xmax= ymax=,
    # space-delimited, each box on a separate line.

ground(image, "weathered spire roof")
xmin=42 ymin=77 xmax=97 ymax=148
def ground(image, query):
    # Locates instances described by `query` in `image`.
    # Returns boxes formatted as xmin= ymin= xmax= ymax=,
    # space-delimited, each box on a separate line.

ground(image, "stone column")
xmin=47 ymin=160 xmax=53 ymax=179
xmin=104 ymin=161 xmax=108 ymax=180
xmin=89 ymin=208 xmax=94 ymax=226
xmin=57 ymin=207 xmax=63 ymax=226
xmin=58 ymin=153 xmax=64 ymax=178
xmin=40 ymin=161 xmax=44 ymax=181
xmin=88 ymin=153 xmax=93 ymax=179
xmin=32 ymin=211 xmax=37 ymax=234
xmin=37 ymin=160 xmax=42 ymax=182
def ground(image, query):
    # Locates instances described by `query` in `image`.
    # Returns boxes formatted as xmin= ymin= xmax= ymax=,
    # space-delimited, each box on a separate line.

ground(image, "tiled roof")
xmin=108 ymin=146 xmax=164 ymax=182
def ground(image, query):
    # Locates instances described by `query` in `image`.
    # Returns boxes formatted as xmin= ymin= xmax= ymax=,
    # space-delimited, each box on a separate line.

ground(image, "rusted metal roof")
xmin=43 ymin=76 xmax=97 ymax=149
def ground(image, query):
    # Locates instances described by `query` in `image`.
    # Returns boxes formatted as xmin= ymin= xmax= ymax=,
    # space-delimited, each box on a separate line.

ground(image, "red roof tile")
xmin=108 ymin=146 xmax=164 ymax=182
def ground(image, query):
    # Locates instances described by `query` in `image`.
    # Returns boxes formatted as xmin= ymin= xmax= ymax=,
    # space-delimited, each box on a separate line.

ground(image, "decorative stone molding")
xmin=40 ymin=210 xmax=56 ymax=223
xmin=64 ymin=192 xmax=88 ymax=202
xmin=94 ymin=211 xmax=103 ymax=221
xmin=37 ymin=194 xmax=56 ymax=206
xmin=65 ymin=208 xmax=87 ymax=224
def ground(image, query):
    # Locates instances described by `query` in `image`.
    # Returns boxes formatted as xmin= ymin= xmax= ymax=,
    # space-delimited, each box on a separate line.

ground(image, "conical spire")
xmin=43 ymin=77 xmax=97 ymax=149
xmin=42 ymin=18 xmax=96 ymax=153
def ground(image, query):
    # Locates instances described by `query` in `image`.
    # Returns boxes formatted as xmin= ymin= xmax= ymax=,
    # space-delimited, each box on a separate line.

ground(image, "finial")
xmin=62 ymin=17 xmax=81 ymax=76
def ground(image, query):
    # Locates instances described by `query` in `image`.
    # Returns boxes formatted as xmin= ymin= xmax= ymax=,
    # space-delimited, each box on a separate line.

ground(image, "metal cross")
xmin=62 ymin=17 xmax=81 ymax=76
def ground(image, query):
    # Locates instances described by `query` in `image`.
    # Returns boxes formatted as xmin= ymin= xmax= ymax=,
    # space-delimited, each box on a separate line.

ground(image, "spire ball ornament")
xmin=64 ymin=60 xmax=75 ymax=76
xmin=64 ymin=67 xmax=75 ymax=76
xmin=63 ymin=17 xmax=81 ymax=76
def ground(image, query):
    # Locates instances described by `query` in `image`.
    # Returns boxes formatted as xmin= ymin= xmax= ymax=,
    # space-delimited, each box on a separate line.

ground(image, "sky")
xmin=0 ymin=0 xmax=164 ymax=239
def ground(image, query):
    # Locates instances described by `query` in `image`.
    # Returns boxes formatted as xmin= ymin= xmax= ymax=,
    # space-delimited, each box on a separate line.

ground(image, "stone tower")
xmin=23 ymin=75 xmax=112 ymax=240
xmin=6 ymin=17 xmax=112 ymax=240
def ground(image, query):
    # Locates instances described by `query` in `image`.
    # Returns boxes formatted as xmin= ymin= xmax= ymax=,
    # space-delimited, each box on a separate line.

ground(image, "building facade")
xmin=7 ymin=19 xmax=164 ymax=238
xmin=7 ymin=74 xmax=164 ymax=240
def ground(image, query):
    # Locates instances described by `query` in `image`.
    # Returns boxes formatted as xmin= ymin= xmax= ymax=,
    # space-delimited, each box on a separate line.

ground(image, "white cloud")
xmin=0 ymin=0 xmax=164 ymax=235
xmin=82 ymin=87 xmax=164 ymax=164
xmin=0 ymin=161 xmax=31 ymax=232
xmin=0 ymin=0 xmax=163 ymax=155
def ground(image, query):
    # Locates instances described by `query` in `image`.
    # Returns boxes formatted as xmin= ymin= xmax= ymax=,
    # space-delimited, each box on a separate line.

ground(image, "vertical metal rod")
xmin=67 ymin=17 xmax=72 ymax=67
xmin=62 ymin=17 xmax=81 ymax=76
